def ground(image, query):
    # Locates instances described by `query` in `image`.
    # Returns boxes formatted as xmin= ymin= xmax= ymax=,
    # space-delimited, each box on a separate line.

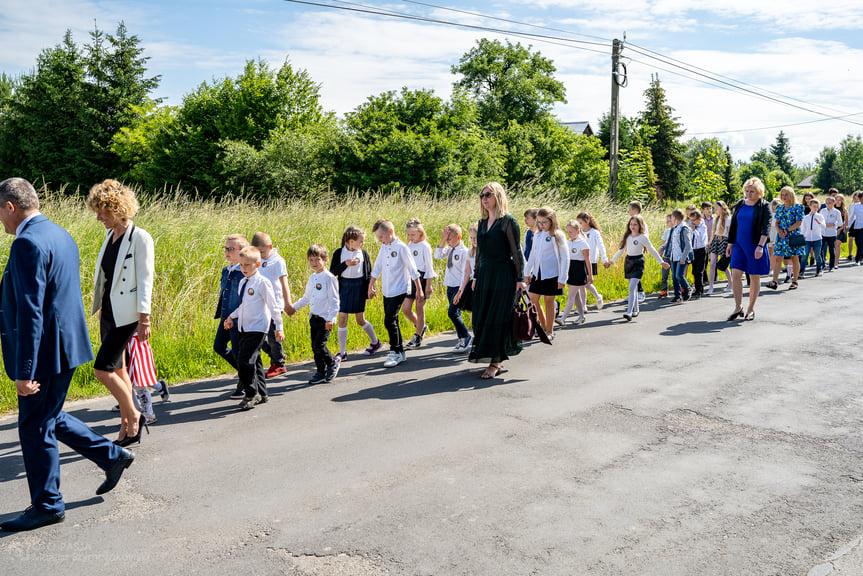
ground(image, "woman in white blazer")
xmin=88 ymin=180 xmax=155 ymax=447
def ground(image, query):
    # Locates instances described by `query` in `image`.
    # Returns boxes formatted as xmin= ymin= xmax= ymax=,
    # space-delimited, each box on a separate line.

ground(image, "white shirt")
xmin=819 ymin=207 xmax=842 ymax=237
xmin=293 ymin=269 xmax=340 ymax=323
xmin=371 ymin=237 xmax=420 ymax=298
xmin=583 ymin=228 xmax=608 ymax=264
xmin=339 ymin=248 xmax=365 ymax=280
xmin=434 ymin=243 xmax=469 ymax=288
xmin=466 ymin=254 xmax=476 ymax=282
xmin=703 ymin=216 xmax=714 ymax=243
xmin=407 ymin=241 xmax=437 ymax=278
xmin=802 ymin=213 xmax=826 ymax=241
xmin=568 ymin=236 xmax=590 ymax=261
xmin=713 ymin=216 xmax=731 ymax=238
xmin=610 ymin=234 xmax=664 ymax=265
xmin=230 ymin=272 xmax=282 ymax=333
xmin=690 ymin=221 xmax=709 ymax=250
xmin=847 ymin=203 xmax=863 ymax=230
xmin=526 ymin=230 xmax=568 ymax=285
xmin=659 ymin=227 xmax=671 ymax=256
xmin=259 ymin=249 xmax=288 ymax=311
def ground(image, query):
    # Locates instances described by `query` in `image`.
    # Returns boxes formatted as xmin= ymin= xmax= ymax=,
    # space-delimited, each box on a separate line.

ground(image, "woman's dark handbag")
xmin=513 ymin=290 xmax=551 ymax=344
xmin=788 ymin=233 xmax=806 ymax=248
xmin=716 ymin=254 xmax=731 ymax=272
xmin=456 ymin=283 xmax=473 ymax=311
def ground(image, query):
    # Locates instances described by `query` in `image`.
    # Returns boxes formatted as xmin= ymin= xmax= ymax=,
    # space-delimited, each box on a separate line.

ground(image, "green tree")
xmin=597 ymin=113 xmax=640 ymax=159
xmin=639 ymin=75 xmax=686 ymax=201
xmin=769 ymin=131 xmax=793 ymax=175
xmin=452 ymin=39 xmax=566 ymax=131
xmin=815 ymin=146 xmax=839 ymax=191
xmin=119 ymin=59 xmax=325 ymax=194
xmin=835 ymin=134 xmax=863 ymax=194
xmin=688 ymin=145 xmax=729 ymax=203
xmin=749 ymin=147 xmax=778 ymax=170
xmin=335 ymin=87 xmax=504 ymax=193
xmin=723 ymin=147 xmax=738 ymax=200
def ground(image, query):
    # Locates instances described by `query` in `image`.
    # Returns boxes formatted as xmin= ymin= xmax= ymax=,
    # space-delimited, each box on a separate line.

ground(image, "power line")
xmin=688 ymin=112 xmax=863 ymax=136
xmin=281 ymin=0 xmax=610 ymax=49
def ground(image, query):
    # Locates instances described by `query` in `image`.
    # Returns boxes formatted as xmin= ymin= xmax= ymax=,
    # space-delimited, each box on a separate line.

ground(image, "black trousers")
xmin=237 ymin=331 xmax=267 ymax=399
xmin=261 ymin=319 xmax=285 ymax=367
xmin=213 ymin=321 xmax=239 ymax=370
xmin=692 ymin=248 xmax=707 ymax=294
xmin=854 ymin=228 xmax=863 ymax=262
xmin=310 ymin=315 xmax=334 ymax=373
xmin=383 ymin=294 xmax=406 ymax=353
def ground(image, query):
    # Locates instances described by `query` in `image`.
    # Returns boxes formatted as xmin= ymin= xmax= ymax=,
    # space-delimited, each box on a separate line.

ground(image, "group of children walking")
xmin=211 ymin=191 xmax=862 ymax=410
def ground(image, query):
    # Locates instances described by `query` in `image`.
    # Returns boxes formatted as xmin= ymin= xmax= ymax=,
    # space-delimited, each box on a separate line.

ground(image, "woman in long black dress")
xmin=468 ymin=182 xmax=527 ymax=379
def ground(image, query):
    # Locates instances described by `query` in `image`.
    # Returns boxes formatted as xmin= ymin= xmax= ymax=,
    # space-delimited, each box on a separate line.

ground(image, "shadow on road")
xmin=660 ymin=319 xmax=741 ymax=336
xmin=332 ymin=368 xmax=524 ymax=401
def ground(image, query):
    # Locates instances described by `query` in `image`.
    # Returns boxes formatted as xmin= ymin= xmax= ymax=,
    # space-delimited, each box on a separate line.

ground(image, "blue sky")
xmin=2 ymin=0 xmax=863 ymax=166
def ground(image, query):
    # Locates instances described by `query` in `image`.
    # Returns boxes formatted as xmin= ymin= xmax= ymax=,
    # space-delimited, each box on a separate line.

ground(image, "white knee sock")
xmin=561 ymin=288 xmax=577 ymax=321
xmin=338 ymin=327 xmax=348 ymax=354
xmin=362 ymin=322 xmax=378 ymax=344
xmin=587 ymin=283 xmax=601 ymax=302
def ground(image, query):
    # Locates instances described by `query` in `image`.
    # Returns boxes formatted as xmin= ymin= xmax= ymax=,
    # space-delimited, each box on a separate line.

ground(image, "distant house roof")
xmin=560 ymin=121 xmax=594 ymax=136
xmin=798 ymin=174 xmax=816 ymax=188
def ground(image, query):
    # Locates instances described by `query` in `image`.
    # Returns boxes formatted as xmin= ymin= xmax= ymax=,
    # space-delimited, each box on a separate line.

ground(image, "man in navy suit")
xmin=0 ymin=177 xmax=135 ymax=532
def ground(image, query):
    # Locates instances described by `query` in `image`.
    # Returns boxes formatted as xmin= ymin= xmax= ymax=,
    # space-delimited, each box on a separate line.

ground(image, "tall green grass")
xmin=3 ymin=189 xmax=836 ymax=413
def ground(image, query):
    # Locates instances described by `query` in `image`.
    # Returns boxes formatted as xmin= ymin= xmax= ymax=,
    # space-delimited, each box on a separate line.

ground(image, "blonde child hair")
xmin=226 ymin=233 xmax=249 ymax=249
xmin=405 ymin=218 xmax=427 ymax=242
xmin=468 ymin=222 xmax=478 ymax=257
xmin=239 ymin=246 xmax=261 ymax=263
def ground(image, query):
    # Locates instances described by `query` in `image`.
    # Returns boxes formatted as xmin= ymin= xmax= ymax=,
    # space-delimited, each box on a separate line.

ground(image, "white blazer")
xmin=92 ymin=222 xmax=155 ymax=327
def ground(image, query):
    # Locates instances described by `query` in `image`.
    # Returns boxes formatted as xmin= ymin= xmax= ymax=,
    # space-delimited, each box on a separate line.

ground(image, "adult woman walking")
xmin=468 ymin=182 xmax=527 ymax=380
xmin=89 ymin=179 xmax=155 ymax=446
xmin=725 ymin=177 xmax=771 ymax=321
xmin=766 ymin=186 xmax=804 ymax=291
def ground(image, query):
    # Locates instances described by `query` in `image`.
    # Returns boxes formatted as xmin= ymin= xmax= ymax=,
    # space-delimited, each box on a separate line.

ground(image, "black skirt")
xmin=339 ymin=276 xmax=367 ymax=314
xmin=528 ymin=275 xmax=563 ymax=296
xmin=456 ymin=283 xmax=473 ymax=311
xmin=95 ymin=319 xmax=138 ymax=372
xmin=405 ymin=271 xmax=426 ymax=300
xmin=624 ymin=255 xmax=645 ymax=280
xmin=567 ymin=259 xmax=589 ymax=286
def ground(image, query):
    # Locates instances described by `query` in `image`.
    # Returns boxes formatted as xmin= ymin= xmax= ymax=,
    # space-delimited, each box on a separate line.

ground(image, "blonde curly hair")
xmin=87 ymin=179 xmax=139 ymax=220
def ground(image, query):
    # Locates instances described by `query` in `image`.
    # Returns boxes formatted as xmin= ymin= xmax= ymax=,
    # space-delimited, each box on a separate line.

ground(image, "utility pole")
xmin=609 ymin=38 xmax=622 ymax=202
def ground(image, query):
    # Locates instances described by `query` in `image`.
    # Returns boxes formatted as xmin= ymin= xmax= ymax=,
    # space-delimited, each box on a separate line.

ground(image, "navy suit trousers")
xmin=17 ymin=369 xmax=123 ymax=514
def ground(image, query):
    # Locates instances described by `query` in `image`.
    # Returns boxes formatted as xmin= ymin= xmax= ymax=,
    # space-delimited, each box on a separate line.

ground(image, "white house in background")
xmin=559 ymin=121 xmax=594 ymax=136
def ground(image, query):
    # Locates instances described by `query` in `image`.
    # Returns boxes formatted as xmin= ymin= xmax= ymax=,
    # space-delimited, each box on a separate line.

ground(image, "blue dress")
xmin=773 ymin=203 xmax=805 ymax=258
xmin=730 ymin=203 xmax=770 ymax=275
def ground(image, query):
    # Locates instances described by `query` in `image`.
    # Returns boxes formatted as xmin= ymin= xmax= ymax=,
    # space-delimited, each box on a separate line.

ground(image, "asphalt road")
xmin=2 ymin=264 xmax=863 ymax=576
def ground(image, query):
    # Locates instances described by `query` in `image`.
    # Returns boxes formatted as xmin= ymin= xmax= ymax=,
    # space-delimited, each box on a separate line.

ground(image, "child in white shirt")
xmin=251 ymin=232 xmax=292 ymax=378
xmin=434 ymin=224 xmax=471 ymax=353
xmin=403 ymin=218 xmax=437 ymax=349
xmin=607 ymin=215 xmax=669 ymax=321
xmin=525 ymin=206 xmax=568 ymax=338
xmin=819 ymin=196 xmax=842 ymax=271
xmin=286 ymin=245 xmax=340 ymax=384
xmin=454 ymin=222 xmax=478 ymax=315
xmin=368 ymin=219 xmax=423 ymax=368
xmin=801 ymin=199 xmax=826 ymax=277
xmin=576 ymin=211 xmax=607 ymax=309
xmin=561 ymin=220 xmax=593 ymax=325
xmin=224 ymin=247 xmax=283 ymax=410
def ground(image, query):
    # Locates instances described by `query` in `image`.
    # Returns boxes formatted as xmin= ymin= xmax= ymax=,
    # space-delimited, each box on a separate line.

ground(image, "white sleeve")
xmin=401 ymin=245 xmax=420 ymax=280
xmin=371 ymin=250 xmax=384 ymax=280
xmin=434 ymin=245 xmax=451 ymax=260
xmin=264 ymin=281 xmax=282 ymax=331
xmin=643 ymin=236 xmax=664 ymax=266
xmin=326 ymin=275 xmax=340 ymax=323
xmin=525 ymin=242 xmax=537 ymax=277
xmin=597 ymin=233 xmax=608 ymax=263
xmin=421 ymin=242 xmax=437 ymax=278
xmin=292 ymin=277 xmax=312 ymax=311
xmin=556 ymin=233 xmax=568 ymax=285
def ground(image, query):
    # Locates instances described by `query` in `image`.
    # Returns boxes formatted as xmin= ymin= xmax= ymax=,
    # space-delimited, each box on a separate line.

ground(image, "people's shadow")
xmin=660 ymin=320 xmax=740 ymax=336
xmin=332 ymin=366 xmax=525 ymax=402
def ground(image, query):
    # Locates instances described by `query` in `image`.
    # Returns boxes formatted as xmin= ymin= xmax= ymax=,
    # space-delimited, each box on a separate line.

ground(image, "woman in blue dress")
xmin=725 ymin=177 xmax=771 ymax=321
xmin=766 ymin=186 xmax=805 ymax=291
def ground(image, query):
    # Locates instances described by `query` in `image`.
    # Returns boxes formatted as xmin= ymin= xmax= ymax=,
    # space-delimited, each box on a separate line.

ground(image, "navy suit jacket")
xmin=0 ymin=214 xmax=94 ymax=381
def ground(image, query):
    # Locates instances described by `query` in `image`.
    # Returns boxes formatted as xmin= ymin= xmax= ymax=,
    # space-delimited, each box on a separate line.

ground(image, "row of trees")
xmin=0 ymin=24 xmax=860 ymax=202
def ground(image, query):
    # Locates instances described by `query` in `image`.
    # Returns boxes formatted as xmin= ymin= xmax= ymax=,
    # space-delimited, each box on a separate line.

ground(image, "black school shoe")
xmin=1 ymin=506 xmax=65 ymax=532
xmin=309 ymin=372 xmax=326 ymax=385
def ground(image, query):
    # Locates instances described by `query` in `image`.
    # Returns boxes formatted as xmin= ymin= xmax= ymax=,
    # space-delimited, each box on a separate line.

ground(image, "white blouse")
xmin=610 ymin=234 xmax=664 ymax=265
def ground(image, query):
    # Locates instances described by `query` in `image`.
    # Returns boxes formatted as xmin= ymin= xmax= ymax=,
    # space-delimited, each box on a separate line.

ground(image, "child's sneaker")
xmin=595 ymin=295 xmax=604 ymax=309
xmin=256 ymin=394 xmax=269 ymax=405
xmin=265 ymin=364 xmax=287 ymax=378
xmin=453 ymin=334 xmax=472 ymax=353
xmin=157 ymin=380 xmax=171 ymax=403
xmin=363 ymin=340 xmax=383 ymax=356
xmin=238 ymin=395 xmax=259 ymax=411
xmin=637 ymin=291 xmax=646 ymax=303
xmin=229 ymin=385 xmax=245 ymax=400
xmin=657 ymin=291 xmax=667 ymax=299
xmin=383 ymin=351 xmax=406 ymax=368
xmin=325 ymin=361 xmax=340 ymax=382
xmin=334 ymin=352 xmax=347 ymax=363
xmin=308 ymin=372 xmax=326 ymax=385
xmin=404 ymin=334 xmax=422 ymax=349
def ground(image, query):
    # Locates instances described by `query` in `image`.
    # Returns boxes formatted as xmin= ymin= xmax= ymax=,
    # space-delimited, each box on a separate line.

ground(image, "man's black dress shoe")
xmin=0 ymin=506 xmax=65 ymax=532
xmin=96 ymin=448 xmax=135 ymax=495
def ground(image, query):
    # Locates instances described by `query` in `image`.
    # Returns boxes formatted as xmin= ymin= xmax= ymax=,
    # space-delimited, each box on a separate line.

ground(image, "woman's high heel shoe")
xmin=726 ymin=309 xmax=744 ymax=321
xmin=114 ymin=414 xmax=149 ymax=447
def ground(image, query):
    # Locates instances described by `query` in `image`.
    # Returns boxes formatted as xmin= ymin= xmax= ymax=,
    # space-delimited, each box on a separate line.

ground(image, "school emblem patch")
xmin=571 ymin=248 xmax=578 ymax=253
xmin=315 ymin=283 xmax=322 ymax=290
xmin=413 ymin=250 xmax=419 ymax=256
xmin=454 ymin=255 xmax=460 ymax=261
xmin=391 ymin=251 xmax=397 ymax=257
xmin=634 ymin=240 xmax=640 ymax=245
xmin=262 ymin=262 xmax=268 ymax=267
xmin=545 ymin=236 xmax=552 ymax=242
xmin=247 ymin=288 xmax=255 ymax=295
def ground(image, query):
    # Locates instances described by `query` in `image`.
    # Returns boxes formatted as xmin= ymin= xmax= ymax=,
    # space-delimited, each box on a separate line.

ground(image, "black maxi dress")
xmin=468 ymin=213 xmax=525 ymax=364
